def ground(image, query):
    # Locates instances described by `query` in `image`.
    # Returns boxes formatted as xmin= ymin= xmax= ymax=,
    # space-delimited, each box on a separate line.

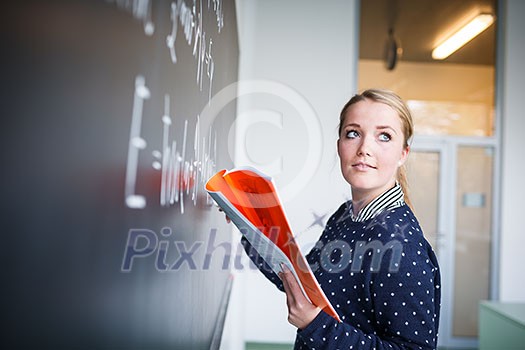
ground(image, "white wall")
xmin=499 ymin=0 xmax=525 ymax=302
xmin=220 ymin=1 xmax=359 ymax=348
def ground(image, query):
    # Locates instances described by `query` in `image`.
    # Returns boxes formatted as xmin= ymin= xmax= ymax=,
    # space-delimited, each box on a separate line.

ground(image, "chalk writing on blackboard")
xmin=125 ymin=75 xmax=150 ymax=209
xmin=167 ymin=0 xmax=216 ymax=102
xmin=205 ymin=39 xmax=215 ymax=102
xmin=125 ymin=76 xmax=217 ymax=212
xmin=166 ymin=2 xmax=179 ymax=63
xmin=111 ymin=0 xmax=220 ymax=101
xmin=122 ymin=0 xmax=226 ymax=211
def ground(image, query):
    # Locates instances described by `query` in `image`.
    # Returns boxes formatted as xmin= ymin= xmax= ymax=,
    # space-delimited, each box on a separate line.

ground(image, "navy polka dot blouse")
xmin=242 ymin=199 xmax=441 ymax=350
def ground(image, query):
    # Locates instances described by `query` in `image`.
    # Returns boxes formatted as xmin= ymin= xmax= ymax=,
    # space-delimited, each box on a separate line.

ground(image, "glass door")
xmin=406 ymin=140 xmax=495 ymax=349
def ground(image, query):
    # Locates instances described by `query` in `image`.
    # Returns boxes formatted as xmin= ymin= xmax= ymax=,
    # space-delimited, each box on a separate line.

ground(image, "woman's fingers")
xmin=280 ymin=264 xmax=301 ymax=301
xmin=279 ymin=265 xmax=296 ymax=305
xmin=279 ymin=264 xmax=321 ymax=329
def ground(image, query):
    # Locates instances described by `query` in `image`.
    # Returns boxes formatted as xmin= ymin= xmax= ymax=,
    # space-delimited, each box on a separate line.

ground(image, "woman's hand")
xmin=279 ymin=264 xmax=321 ymax=330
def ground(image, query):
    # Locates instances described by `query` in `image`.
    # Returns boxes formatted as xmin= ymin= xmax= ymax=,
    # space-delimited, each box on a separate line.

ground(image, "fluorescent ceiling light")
xmin=432 ymin=13 xmax=494 ymax=60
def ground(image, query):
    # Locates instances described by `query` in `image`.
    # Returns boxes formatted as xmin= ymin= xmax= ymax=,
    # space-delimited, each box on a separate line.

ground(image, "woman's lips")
xmin=352 ymin=161 xmax=376 ymax=171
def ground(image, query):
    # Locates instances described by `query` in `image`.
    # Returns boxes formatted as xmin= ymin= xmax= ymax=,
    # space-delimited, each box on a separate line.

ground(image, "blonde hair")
xmin=338 ymin=88 xmax=414 ymax=209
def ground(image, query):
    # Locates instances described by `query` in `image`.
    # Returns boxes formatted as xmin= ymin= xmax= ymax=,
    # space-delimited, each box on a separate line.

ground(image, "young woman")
xmin=242 ymin=89 xmax=441 ymax=349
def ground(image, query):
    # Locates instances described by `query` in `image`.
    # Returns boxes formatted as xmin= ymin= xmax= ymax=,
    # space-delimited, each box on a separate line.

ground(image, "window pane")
xmin=408 ymin=100 xmax=494 ymax=137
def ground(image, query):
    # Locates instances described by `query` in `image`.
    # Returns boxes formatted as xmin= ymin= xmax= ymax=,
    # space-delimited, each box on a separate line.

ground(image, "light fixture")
xmin=432 ymin=13 xmax=494 ymax=60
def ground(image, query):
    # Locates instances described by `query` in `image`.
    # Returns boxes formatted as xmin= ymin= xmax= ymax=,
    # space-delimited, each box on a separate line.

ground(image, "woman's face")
xmin=338 ymin=99 xmax=409 ymax=203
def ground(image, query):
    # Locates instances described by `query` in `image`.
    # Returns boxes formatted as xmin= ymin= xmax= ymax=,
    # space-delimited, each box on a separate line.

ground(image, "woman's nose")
xmin=356 ymin=136 xmax=373 ymax=157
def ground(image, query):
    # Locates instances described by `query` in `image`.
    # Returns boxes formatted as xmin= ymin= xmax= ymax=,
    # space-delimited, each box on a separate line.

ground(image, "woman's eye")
xmin=346 ymin=130 xmax=359 ymax=139
xmin=378 ymin=132 xmax=391 ymax=142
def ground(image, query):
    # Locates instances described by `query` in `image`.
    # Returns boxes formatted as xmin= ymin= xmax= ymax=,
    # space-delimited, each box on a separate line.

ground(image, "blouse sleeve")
xmin=296 ymin=238 xmax=441 ymax=350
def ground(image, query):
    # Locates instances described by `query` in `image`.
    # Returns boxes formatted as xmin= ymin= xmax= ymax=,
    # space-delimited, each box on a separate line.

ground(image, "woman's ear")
xmin=398 ymin=146 xmax=410 ymax=166
xmin=337 ymin=138 xmax=341 ymax=158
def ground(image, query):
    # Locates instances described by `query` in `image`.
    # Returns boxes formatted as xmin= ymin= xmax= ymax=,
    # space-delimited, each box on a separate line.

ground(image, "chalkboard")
xmin=1 ymin=0 xmax=238 ymax=348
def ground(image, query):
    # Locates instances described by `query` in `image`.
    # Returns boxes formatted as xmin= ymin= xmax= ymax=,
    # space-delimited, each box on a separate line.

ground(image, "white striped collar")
xmin=349 ymin=183 xmax=405 ymax=222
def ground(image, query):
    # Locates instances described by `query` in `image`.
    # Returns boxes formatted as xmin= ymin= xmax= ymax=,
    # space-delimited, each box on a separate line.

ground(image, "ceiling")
xmin=359 ymin=0 xmax=497 ymax=66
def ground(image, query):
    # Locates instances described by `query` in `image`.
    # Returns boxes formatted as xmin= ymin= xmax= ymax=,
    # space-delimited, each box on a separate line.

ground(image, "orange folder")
xmin=206 ymin=167 xmax=341 ymax=322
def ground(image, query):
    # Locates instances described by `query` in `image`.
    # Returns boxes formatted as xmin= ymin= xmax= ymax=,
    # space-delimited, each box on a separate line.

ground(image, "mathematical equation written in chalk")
xmin=114 ymin=0 xmax=226 ymax=211
xmin=124 ymin=75 xmax=217 ymax=212
xmin=110 ymin=0 xmax=222 ymax=103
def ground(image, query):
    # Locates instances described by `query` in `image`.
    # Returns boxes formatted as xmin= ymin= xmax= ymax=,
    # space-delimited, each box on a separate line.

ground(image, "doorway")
xmin=406 ymin=138 xmax=496 ymax=348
